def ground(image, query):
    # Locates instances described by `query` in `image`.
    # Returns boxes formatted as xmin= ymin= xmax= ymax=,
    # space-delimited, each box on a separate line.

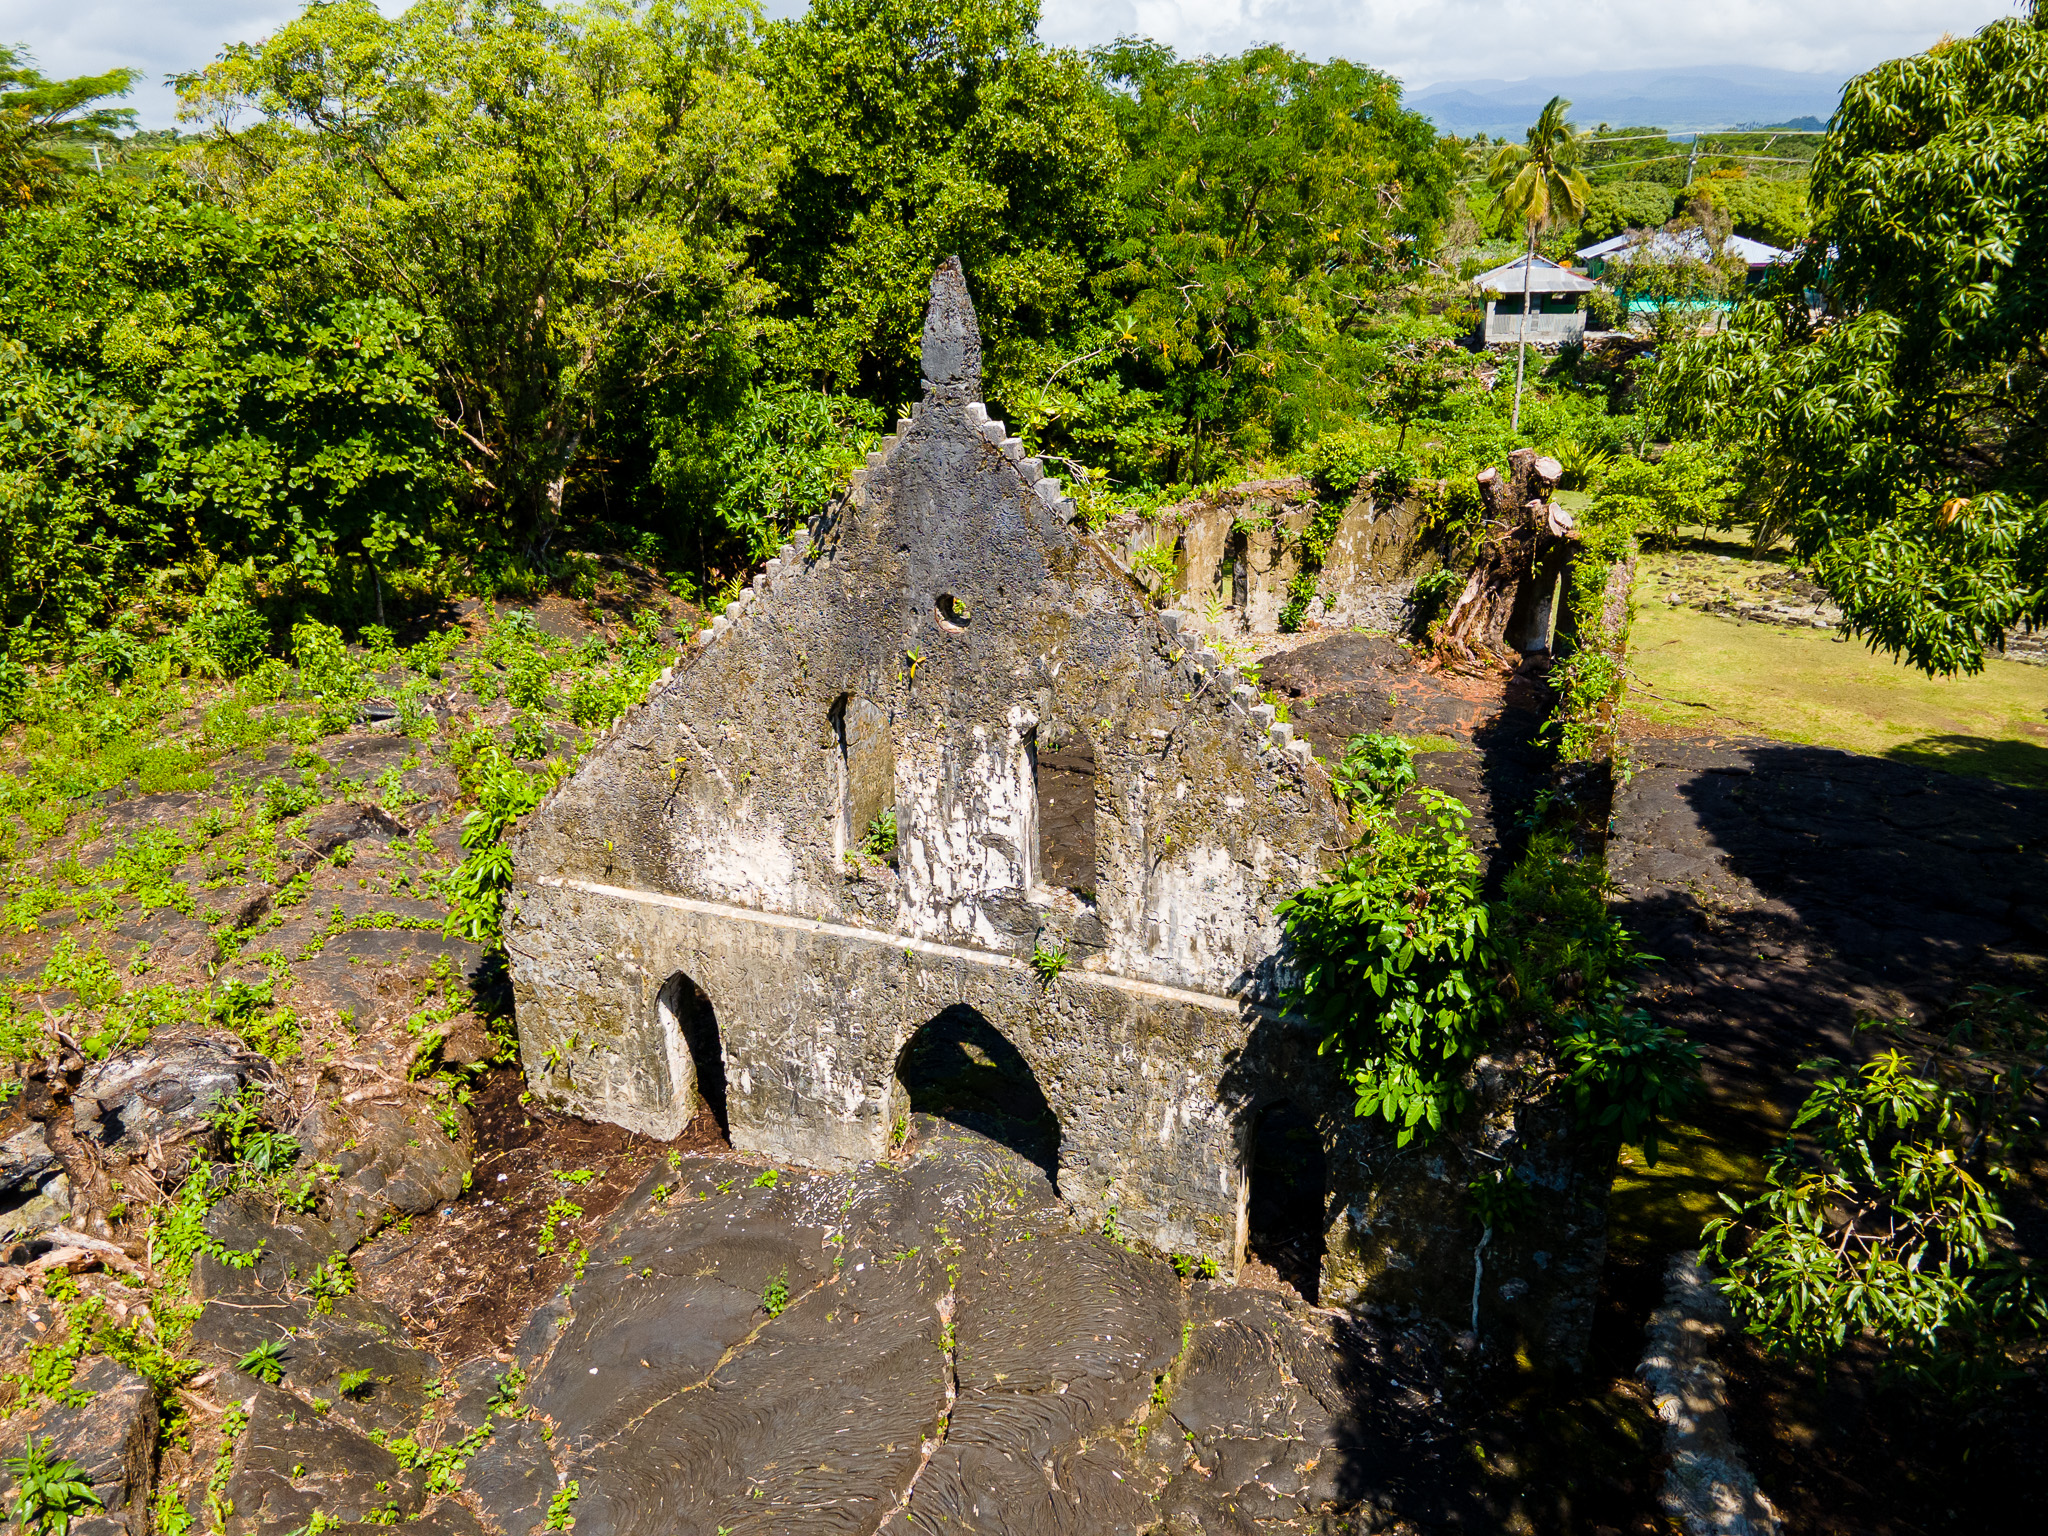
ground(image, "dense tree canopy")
xmin=184 ymin=0 xmax=782 ymax=551
xmin=1090 ymin=41 xmax=1456 ymax=476
xmin=755 ymin=0 xmax=1122 ymax=407
xmin=1653 ymin=11 xmax=2048 ymax=673
xmin=0 ymin=183 xmax=444 ymax=648
xmin=0 ymin=1 xmax=1487 ymax=642
xmin=0 ymin=46 xmax=137 ymax=208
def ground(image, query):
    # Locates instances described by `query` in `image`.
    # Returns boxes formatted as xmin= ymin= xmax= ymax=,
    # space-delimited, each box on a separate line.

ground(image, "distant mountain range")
xmin=1408 ymin=65 xmax=1849 ymax=138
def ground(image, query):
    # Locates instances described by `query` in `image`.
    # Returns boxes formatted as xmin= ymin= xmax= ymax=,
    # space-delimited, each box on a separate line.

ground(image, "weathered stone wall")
xmin=508 ymin=259 xmax=1347 ymax=1271
xmin=506 ymin=261 xmax=1611 ymax=1363
xmin=514 ymin=879 xmax=1274 ymax=1254
xmin=1107 ymin=477 xmax=1443 ymax=636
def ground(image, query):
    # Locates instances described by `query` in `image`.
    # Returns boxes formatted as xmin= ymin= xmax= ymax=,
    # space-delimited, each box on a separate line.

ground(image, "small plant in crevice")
xmin=304 ymin=1254 xmax=357 ymax=1313
xmin=1029 ymin=935 xmax=1068 ymax=989
xmin=5 ymin=1436 xmax=101 ymax=1536
xmin=486 ymin=1365 xmax=526 ymax=1414
xmin=544 ymin=1480 xmax=579 ymax=1532
xmin=1132 ymin=539 xmax=1181 ymax=600
xmin=761 ymin=1272 xmax=791 ymax=1319
xmin=537 ymin=1197 xmax=584 ymax=1257
xmin=859 ymin=807 xmax=897 ymax=863
xmin=236 ymin=1338 xmax=288 ymax=1385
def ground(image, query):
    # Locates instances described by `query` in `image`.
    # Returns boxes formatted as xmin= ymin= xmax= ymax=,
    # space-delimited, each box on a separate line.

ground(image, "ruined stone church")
xmin=505 ymin=261 xmax=1605 ymax=1348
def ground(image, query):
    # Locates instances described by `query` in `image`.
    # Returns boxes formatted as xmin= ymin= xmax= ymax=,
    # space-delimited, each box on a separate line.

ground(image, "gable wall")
xmin=506 ymin=398 xmax=1348 ymax=1265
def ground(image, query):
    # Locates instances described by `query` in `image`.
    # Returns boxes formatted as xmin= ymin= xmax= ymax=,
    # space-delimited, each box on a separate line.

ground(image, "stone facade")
xmin=506 ymin=261 xmax=1611 ymax=1360
xmin=507 ymin=259 xmax=1346 ymax=1271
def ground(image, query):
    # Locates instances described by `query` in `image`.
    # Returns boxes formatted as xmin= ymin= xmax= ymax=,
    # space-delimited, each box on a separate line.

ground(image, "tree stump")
xmin=1436 ymin=448 xmax=1571 ymax=665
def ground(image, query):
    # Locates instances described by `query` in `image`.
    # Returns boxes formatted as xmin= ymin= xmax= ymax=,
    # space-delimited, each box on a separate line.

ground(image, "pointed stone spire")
xmin=920 ymin=255 xmax=981 ymax=405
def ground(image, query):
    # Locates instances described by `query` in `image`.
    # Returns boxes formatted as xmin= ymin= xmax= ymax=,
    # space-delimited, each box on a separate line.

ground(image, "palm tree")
xmin=1488 ymin=96 xmax=1593 ymax=432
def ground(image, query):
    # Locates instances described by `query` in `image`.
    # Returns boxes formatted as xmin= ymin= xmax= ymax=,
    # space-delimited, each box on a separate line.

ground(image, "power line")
xmin=1454 ymin=149 xmax=1817 ymax=188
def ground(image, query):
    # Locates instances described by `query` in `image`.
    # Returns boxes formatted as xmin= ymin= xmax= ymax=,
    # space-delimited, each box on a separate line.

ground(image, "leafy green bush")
xmin=1578 ymin=181 xmax=1677 ymax=242
xmin=860 ymin=808 xmax=897 ymax=862
xmin=1491 ymin=828 xmax=1636 ymax=1018
xmin=1407 ymin=567 xmax=1464 ymax=634
xmin=1278 ymin=738 xmax=1495 ymax=1143
xmin=1583 ymin=286 xmax=1625 ymax=333
xmin=190 ymin=604 xmax=272 ymax=679
xmin=1326 ymin=732 xmax=1417 ymax=815
xmin=1556 ymin=994 xmax=1701 ymax=1165
xmin=1587 ymin=443 xmax=1734 ymax=549
xmin=1283 ymin=739 xmax=1692 ymax=1151
xmin=1302 ymin=432 xmax=1423 ymax=505
xmin=291 ymin=621 xmax=371 ymax=735
xmin=508 ymin=713 xmax=555 ymax=761
xmin=1705 ymin=1039 xmax=2047 ymax=1391
xmin=443 ymin=748 xmax=560 ymax=949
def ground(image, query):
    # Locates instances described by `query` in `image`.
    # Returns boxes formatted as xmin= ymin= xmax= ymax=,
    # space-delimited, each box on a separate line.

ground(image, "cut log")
xmin=1435 ymin=449 xmax=1576 ymax=665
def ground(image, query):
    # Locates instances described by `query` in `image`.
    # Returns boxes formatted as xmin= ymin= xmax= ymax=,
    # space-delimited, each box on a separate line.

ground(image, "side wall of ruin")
xmin=1109 ymin=477 xmax=1443 ymax=636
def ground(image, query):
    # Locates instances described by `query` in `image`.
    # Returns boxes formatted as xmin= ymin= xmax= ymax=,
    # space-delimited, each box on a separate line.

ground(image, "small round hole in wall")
xmin=937 ymin=594 xmax=972 ymax=629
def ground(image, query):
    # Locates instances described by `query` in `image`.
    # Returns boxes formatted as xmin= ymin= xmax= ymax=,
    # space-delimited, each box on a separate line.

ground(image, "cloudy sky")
xmin=1 ymin=0 xmax=2023 ymax=130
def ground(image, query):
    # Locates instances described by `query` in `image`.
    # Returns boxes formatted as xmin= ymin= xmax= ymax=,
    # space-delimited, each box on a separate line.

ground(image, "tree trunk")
xmin=529 ymin=428 xmax=584 ymax=561
xmin=1511 ymin=221 xmax=1536 ymax=433
xmin=1435 ymin=447 xmax=1572 ymax=666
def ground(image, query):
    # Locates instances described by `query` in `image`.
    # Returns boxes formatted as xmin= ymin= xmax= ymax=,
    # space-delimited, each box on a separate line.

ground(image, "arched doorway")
xmin=657 ymin=972 xmax=727 ymax=1136
xmin=1243 ymin=1100 xmax=1327 ymax=1303
xmin=895 ymin=1005 xmax=1060 ymax=1188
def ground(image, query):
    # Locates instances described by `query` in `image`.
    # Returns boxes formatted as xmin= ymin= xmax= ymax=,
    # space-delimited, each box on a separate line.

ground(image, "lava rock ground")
xmin=184 ymin=1117 xmax=1464 ymax=1536
xmin=1257 ymin=632 xmax=1554 ymax=878
xmin=1609 ymin=725 xmax=2048 ymax=1126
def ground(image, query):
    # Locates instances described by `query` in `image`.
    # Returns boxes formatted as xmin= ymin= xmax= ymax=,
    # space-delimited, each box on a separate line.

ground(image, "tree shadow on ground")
xmin=1603 ymin=732 xmax=2048 ymax=1536
xmin=1884 ymin=730 xmax=2048 ymax=791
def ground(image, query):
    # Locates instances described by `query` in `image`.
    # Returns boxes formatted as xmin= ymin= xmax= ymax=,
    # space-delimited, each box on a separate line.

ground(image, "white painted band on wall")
xmin=530 ymin=875 xmax=1291 ymax=1023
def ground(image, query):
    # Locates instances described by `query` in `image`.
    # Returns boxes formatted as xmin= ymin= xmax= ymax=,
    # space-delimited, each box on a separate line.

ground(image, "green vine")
xmin=1278 ymin=498 xmax=1349 ymax=633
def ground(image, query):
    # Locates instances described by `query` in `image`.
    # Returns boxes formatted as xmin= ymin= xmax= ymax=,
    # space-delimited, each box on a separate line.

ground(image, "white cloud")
xmin=1037 ymin=0 xmax=2024 ymax=87
xmin=0 ymin=0 xmax=2026 ymax=128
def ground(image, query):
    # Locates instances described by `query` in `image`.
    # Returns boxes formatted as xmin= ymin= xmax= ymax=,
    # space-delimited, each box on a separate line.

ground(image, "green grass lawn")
xmin=1626 ymin=543 xmax=2048 ymax=790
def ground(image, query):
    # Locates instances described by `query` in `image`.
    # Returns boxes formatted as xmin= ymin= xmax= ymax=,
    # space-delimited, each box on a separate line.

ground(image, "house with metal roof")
xmin=1469 ymin=253 xmax=1599 ymax=346
xmin=1576 ymin=230 xmax=1788 ymax=284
